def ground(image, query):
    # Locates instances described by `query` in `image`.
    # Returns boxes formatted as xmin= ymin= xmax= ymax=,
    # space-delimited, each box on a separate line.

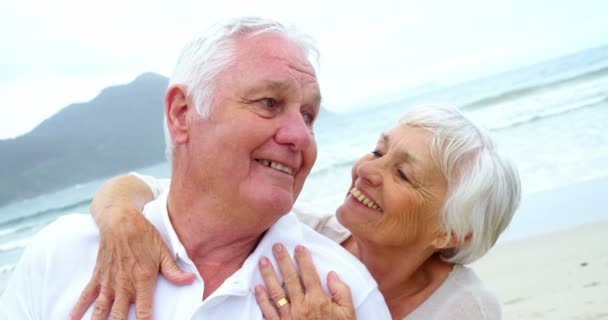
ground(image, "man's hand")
xmin=70 ymin=207 xmax=195 ymax=320
xmin=255 ymin=244 xmax=356 ymax=320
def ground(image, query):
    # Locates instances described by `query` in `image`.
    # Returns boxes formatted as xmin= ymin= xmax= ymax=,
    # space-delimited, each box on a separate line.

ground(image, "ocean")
xmin=1 ymin=44 xmax=608 ymax=292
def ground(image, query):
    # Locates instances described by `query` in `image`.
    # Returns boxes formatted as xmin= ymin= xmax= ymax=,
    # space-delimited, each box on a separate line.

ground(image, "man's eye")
xmin=302 ymin=112 xmax=314 ymax=125
xmin=259 ymin=98 xmax=276 ymax=108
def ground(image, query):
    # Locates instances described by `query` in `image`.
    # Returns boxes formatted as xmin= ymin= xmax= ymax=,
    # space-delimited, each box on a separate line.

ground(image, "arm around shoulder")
xmin=90 ymin=174 xmax=155 ymax=229
xmin=292 ymin=204 xmax=351 ymax=244
xmin=70 ymin=174 xmax=192 ymax=320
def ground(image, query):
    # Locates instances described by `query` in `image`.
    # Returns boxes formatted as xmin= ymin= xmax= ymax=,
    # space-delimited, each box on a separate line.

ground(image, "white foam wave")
xmin=489 ymin=95 xmax=606 ymax=131
xmin=0 ymin=237 xmax=31 ymax=252
xmin=0 ymin=222 xmax=39 ymax=238
xmin=0 ymin=264 xmax=16 ymax=274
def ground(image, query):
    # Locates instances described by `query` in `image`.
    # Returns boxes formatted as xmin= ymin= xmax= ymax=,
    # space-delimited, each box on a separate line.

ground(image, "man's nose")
xmin=274 ymin=111 xmax=313 ymax=151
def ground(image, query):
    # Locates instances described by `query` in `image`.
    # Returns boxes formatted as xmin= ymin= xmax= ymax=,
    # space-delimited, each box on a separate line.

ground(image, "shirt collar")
xmin=142 ymin=190 xmax=306 ymax=296
xmin=142 ymin=191 xmax=187 ymax=262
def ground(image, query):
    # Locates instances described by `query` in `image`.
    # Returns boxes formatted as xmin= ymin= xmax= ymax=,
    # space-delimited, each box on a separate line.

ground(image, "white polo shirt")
xmin=1 ymin=191 xmax=390 ymax=319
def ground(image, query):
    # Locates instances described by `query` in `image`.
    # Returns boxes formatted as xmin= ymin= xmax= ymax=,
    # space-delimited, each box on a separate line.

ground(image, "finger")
xmin=327 ymin=271 xmax=354 ymax=309
xmin=259 ymin=256 xmax=291 ymax=319
xmin=108 ymin=292 xmax=130 ymax=320
xmin=255 ymin=285 xmax=281 ymax=320
xmin=293 ymin=245 xmax=324 ymax=294
xmin=159 ymin=246 xmax=195 ymax=286
xmin=70 ymin=280 xmax=101 ymax=320
xmin=272 ymin=243 xmax=304 ymax=302
xmin=91 ymin=289 xmax=114 ymax=320
xmin=134 ymin=278 xmax=155 ymax=320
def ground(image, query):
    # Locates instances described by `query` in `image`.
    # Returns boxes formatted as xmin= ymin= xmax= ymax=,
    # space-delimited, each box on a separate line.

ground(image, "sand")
xmin=473 ymin=187 xmax=608 ymax=320
xmin=474 ymin=176 xmax=608 ymax=319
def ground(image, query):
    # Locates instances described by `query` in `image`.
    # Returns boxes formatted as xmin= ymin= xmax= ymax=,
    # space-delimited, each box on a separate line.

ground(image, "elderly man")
xmin=0 ymin=17 xmax=390 ymax=319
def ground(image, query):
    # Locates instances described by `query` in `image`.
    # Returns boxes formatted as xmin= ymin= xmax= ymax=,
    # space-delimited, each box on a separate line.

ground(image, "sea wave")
xmin=0 ymin=263 xmax=16 ymax=274
xmin=0 ymin=198 xmax=91 ymax=230
xmin=0 ymin=237 xmax=30 ymax=253
xmin=489 ymin=95 xmax=607 ymax=131
xmin=460 ymin=65 xmax=608 ymax=110
xmin=310 ymin=158 xmax=357 ymax=177
xmin=0 ymin=223 xmax=38 ymax=238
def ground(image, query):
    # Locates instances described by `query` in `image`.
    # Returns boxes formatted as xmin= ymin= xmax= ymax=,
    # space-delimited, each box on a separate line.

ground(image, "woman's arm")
xmin=90 ymin=174 xmax=154 ymax=229
xmin=70 ymin=174 xmax=195 ymax=320
xmin=71 ymin=175 xmax=354 ymax=319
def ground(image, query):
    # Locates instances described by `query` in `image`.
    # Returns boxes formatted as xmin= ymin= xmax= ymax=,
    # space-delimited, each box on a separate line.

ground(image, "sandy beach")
xmin=473 ymin=177 xmax=608 ymax=319
xmin=474 ymin=222 xmax=608 ymax=319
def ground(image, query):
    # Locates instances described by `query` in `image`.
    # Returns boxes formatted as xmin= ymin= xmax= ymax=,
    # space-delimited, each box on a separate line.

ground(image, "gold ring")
xmin=275 ymin=297 xmax=289 ymax=308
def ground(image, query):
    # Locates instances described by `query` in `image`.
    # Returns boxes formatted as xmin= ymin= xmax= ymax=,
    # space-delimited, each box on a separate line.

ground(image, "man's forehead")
xmin=234 ymin=33 xmax=315 ymax=71
xmin=242 ymin=79 xmax=322 ymax=105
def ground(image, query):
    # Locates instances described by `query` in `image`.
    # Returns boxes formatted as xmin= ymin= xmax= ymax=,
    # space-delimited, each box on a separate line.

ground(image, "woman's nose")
xmin=357 ymin=158 xmax=382 ymax=186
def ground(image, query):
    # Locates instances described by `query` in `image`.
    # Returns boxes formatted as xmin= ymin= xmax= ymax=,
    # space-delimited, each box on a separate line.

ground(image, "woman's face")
xmin=336 ymin=124 xmax=449 ymax=250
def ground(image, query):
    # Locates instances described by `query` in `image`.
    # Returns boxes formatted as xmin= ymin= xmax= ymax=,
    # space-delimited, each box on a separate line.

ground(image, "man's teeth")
xmin=257 ymin=159 xmax=294 ymax=175
xmin=350 ymin=188 xmax=381 ymax=212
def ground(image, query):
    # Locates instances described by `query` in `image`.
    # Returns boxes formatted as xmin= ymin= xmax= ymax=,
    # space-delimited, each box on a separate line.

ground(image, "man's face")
xmin=179 ymin=33 xmax=320 ymax=226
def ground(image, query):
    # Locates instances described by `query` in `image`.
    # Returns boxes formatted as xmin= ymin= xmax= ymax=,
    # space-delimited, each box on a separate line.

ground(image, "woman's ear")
xmin=432 ymin=232 xmax=472 ymax=250
xmin=165 ymin=85 xmax=190 ymax=146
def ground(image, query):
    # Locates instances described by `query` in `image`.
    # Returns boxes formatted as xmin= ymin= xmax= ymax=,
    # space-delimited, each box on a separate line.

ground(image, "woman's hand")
xmin=70 ymin=207 xmax=196 ymax=320
xmin=255 ymin=244 xmax=356 ymax=320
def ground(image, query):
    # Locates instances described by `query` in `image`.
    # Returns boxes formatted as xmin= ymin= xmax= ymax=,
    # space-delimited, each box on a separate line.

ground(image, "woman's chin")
xmin=335 ymin=204 xmax=349 ymax=226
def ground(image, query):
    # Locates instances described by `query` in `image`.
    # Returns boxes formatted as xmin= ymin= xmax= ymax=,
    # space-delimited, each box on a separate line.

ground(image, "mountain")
xmin=0 ymin=73 xmax=169 ymax=206
xmin=0 ymin=73 xmax=336 ymax=206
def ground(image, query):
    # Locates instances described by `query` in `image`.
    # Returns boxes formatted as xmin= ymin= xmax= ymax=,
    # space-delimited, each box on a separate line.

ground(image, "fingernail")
xmin=295 ymin=245 xmax=306 ymax=255
xmin=255 ymin=285 xmax=264 ymax=294
xmin=260 ymin=256 xmax=269 ymax=267
xmin=329 ymin=271 xmax=340 ymax=281
xmin=273 ymin=243 xmax=283 ymax=253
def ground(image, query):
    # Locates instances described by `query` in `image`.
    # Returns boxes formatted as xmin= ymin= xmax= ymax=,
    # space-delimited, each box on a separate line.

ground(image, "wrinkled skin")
xmin=254 ymin=243 xmax=355 ymax=320
xmin=70 ymin=207 xmax=195 ymax=320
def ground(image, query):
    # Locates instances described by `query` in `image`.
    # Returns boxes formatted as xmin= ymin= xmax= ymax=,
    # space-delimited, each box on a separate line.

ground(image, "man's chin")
xmin=257 ymin=193 xmax=295 ymax=217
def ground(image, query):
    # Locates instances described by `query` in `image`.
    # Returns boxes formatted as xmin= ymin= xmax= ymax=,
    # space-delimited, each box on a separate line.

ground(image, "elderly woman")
xmin=71 ymin=105 xmax=520 ymax=319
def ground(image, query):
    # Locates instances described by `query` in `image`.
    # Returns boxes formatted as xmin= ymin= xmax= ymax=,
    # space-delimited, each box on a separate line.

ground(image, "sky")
xmin=0 ymin=0 xmax=606 ymax=139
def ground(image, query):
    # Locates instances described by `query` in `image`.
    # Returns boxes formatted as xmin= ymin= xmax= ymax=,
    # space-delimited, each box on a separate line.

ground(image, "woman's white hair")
xmin=163 ymin=16 xmax=319 ymax=159
xmin=399 ymin=105 xmax=521 ymax=264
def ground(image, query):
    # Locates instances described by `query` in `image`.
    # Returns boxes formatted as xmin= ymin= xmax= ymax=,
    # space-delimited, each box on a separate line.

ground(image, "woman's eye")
xmin=397 ymin=170 xmax=409 ymax=182
xmin=372 ymin=150 xmax=382 ymax=157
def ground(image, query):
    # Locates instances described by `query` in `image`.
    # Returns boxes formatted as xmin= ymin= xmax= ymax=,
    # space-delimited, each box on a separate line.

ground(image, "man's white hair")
xmin=163 ymin=16 xmax=319 ymax=159
xmin=399 ymin=105 xmax=521 ymax=264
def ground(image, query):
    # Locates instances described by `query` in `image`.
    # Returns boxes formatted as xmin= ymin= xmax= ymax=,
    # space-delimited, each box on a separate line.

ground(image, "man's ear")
xmin=165 ymin=85 xmax=190 ymax=146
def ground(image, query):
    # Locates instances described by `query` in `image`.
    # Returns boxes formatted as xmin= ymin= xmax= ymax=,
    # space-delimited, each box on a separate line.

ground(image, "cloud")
xmin=0 ymin=0 xmax=607 ymax=137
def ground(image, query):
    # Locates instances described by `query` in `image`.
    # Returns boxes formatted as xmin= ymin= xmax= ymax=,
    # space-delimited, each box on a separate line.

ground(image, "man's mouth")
xmin=349 ymin=187 xmax=382 ymax=212
xmin=256 ymin=159 xmax=294 ymax=175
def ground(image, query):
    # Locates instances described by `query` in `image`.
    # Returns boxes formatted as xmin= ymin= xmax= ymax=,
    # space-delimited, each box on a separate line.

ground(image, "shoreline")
xmin=473 ymin=221 xmax=608 ymax=319
xmin=498 ymin=176 xmax=608 ymax=243
xmin=473 ymin=175 xmax=608 ymax=319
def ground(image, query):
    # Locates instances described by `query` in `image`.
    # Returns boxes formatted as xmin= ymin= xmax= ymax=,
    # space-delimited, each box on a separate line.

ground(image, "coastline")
xmin=473 ymin=176 xmax=608 ymax=319
xmin=498 ymin=176 xmax=608 ymax=243
xmin=474 ymin=222 xmax=608 ymax=319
